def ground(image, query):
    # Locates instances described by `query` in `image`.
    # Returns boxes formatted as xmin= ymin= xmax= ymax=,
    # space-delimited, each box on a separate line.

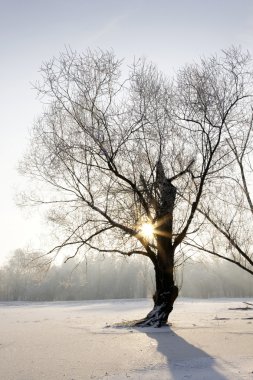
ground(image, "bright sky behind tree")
xmin=1 ymin=0 xmax=253 ymax=265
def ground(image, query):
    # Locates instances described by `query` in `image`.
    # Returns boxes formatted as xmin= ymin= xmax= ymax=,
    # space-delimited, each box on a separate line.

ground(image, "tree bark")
xmin=135 ymin=161 xmax=179 ymax=327
xmin=135 ymin=261 xmax=178 ymax=327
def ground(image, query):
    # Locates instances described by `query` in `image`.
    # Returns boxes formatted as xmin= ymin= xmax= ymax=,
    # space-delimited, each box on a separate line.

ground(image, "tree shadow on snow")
xmin=141 ymin=326 xmax=229 ymax=380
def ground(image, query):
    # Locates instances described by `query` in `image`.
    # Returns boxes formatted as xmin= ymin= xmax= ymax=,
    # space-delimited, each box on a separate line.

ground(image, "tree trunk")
xmin=135 ymin=254 xmax=178 ymax=327
xmin=135 ymin=162 xmax=178 ymax=327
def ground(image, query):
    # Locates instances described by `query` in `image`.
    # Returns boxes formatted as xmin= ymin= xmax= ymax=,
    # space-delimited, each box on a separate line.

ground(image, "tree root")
xmin=106 ymin=286 xmax=178 ymax=329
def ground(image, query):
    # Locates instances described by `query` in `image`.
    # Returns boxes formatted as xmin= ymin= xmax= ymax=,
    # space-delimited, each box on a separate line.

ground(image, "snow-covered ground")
xmin=0 ymin=299 xmax=252 ymax=379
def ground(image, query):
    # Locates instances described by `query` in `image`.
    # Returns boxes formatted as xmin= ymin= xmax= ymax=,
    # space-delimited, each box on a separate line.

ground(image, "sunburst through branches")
xmin=139 ymin=222 xmax=154 ymax=240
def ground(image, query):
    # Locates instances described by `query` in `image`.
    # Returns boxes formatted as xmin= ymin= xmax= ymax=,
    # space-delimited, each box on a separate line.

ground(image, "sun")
xmin=140 ymin=222 xmax=154 ymax=240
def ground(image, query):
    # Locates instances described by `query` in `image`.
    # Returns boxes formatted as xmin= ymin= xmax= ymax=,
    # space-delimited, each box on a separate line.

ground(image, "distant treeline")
xmin=0 ymin=249 xmax=253 ymax=301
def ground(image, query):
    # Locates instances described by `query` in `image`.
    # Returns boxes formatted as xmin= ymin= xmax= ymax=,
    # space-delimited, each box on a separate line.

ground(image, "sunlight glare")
xmin=140 ymin=222 xmax=154 ymax=239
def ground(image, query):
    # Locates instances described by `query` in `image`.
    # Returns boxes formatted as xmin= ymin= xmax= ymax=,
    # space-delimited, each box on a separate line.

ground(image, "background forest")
xmin=0 ymin=249 xmax=252 ymax=301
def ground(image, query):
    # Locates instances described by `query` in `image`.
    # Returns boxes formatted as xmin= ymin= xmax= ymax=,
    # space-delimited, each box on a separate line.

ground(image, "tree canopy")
xmin=21 ymin=47 xmax=253 ymax=271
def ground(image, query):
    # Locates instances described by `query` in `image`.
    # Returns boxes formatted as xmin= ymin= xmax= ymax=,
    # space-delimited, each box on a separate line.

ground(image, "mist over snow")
xmin=0 ymin=250 xmax=252 ymax=301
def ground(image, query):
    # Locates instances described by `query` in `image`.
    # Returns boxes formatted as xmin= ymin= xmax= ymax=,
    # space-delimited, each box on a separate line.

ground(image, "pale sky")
xmin=1 ymin=0 xmax=253 ymax=265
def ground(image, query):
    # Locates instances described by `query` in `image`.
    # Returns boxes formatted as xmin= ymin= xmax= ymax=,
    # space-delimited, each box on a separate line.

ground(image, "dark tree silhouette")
xmin=21 ymin=47 xmax=253 ymax=326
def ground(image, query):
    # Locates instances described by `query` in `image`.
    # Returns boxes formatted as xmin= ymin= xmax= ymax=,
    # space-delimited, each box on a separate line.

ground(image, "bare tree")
xmin=186 ymin=63 xmax=253 ymax=277
xmin=21 ymin=47 xmax=253 ymax=326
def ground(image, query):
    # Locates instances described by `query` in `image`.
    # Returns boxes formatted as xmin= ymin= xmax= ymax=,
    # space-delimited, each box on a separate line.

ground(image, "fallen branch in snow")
xmin=229 ymin=302 xmax=253 ymax=311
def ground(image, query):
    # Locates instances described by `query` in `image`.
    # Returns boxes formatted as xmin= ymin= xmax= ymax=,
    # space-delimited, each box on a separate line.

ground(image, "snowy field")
xmin=0 ymin=299 xmax=253 ymax=379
